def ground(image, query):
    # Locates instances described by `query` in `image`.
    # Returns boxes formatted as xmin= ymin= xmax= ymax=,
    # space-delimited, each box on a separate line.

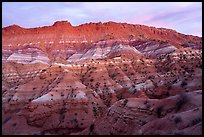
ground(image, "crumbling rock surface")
xmin=77 ymin=90 xmax=202 ymax=135
xmin=2 ymin=21 xmax=202 ymax=135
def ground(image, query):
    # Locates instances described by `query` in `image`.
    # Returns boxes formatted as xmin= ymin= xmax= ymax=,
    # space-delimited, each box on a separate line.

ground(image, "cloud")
xmin=144 ymin=4 xmax=201 ymax=23
xmin=2 ymin=2 xmax=202 ymax=36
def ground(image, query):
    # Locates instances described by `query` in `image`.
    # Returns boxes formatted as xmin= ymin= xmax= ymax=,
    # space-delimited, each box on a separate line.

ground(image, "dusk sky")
xmin=2 ymin=2 xmax=202 ymax=37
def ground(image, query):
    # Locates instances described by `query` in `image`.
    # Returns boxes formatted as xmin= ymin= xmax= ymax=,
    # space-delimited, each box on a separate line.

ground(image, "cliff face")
xmin=2 ymin=21 xmax=202 ymax=64
xmin=3 ymin=21 xmax=202 ymax=45
xmin=2 ymin=21 xmax=202 ymax=135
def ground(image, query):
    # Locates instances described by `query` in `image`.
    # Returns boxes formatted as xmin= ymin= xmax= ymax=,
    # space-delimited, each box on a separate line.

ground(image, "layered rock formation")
xmin=2 ymin=20 xmax=201 ymax=63
xmin=2 ymin=20 xmax=202 ymax=135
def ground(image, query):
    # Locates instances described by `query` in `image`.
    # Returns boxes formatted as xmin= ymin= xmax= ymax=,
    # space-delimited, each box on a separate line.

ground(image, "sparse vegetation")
xmin=172 ymin=79 xmax=177 ymax=84
xmin=61 ymin=93 xmax=64 ymax=97
xmin=123 ymin=99 xmax=128 ymax=106
xmin=175 ymin=93 xmax=188 ymax=112
xmin=174 ymin=116 xmax=182 ymax=124
xmin=12 ymin=123 xmax=17 ymax=127
xmin=190 ymin=117 xmax=202 ymax=126
xmin=132 ymin=88 xmax=137 ymax=94
xmin=156 ymin=106 xmax=163 ymax=118
xmin=93 ymin=107 xmax=98 ymax=117
xmin=144 ymin=100 xmax=151 ymax=109
xmin=90 ymin=78 xmax=94 ymax=82
xmin=181 ymin=81 xmax=187 ymax=87
xmin=89 ymin=124 xmax=95 ymax=135
xmin=167 ymin=86 xmax=171 ymax=90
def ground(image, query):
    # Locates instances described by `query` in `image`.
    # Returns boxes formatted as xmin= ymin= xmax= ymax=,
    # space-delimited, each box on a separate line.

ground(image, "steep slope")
xmin=2 ymin=49 xmax=202 ymax=135
xmin=2 ymin=20 xmax=202 ymax=63
xmin=77 ymin=90 xmax=202 ymax=135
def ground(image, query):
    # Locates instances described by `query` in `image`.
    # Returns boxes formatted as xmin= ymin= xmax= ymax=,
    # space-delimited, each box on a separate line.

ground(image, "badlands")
xmin=2 ymin=21 xmax=202 ymax=135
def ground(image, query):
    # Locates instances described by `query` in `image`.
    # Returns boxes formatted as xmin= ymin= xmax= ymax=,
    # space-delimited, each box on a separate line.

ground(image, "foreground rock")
xmin=77 ymin=90 xmax=202 ymax=135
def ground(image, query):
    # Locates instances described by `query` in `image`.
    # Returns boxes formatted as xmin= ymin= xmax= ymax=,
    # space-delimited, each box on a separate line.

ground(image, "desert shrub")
xmin=111 ymin=73 xmax=117 ymax=78
xmin=90 ymin=78 xmax=94 ymax=82
xmin=167 ymin=86 xmax=172 ymax=90
xmin=140 ymin=59 xmax=144 ymax=63
xmin=132 ymin=89 xmax=137 ymax=94
xmin=156 ymin=106 xmax=163 ymax=118
xmin=174 ymin=116 xmax=182 ymax=124
xmin=117 ymin=95 xmax=123 ymax=100
xmin=185 ymin=89 xmax=189 ymax=92
xmin=199 ymin=64 xmax=202 ymax=69
xmin=89 ymin=124 xmax=95 ymax=135
xmin=182 ymin=71 xmax=186 ymax=75
xmin=123 ymin=99 xmax=128 ymax=106
xmin=144 ymin=101 xmax=151 ymax=109
xmin=13 ymin=123 xmax=17 ymax=127
xmin=175 ymin=93 xmax=188 ymax=112
xmin=8 ymin=98 xmax=11 ymax=102
xmin=148 ymin=75 xmax=155 ymax=79
xmin=93 ymin=107 xmax=98 ymax=117
xmin=172 ymin=79 xmax=177 ymax=84
xmin=181 ymin=81 xmax=188 ymax=87
xmin=190 ymin=117 xmax=202 ymax=126
xmin=131 ymin=73 xmax=134 ymax=76
xmin=132 ymin=85 xmax=136 ymax=89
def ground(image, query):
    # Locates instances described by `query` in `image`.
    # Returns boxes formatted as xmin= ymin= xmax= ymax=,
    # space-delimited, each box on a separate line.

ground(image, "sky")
xmin=2 ymin=2 xmax=202 ymax=37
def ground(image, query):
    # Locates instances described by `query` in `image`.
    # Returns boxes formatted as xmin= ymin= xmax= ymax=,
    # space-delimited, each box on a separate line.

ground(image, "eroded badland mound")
xmin=2 ymin=20 xmax=202 ymax=135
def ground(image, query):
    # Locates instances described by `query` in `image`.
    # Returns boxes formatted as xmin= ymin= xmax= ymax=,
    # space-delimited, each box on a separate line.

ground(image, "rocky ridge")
xmin=2 ymin=20 xmax=202 ymax=63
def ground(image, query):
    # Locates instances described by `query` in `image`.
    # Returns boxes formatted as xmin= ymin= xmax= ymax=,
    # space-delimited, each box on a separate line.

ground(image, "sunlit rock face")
xmin=2 ymin=21 xmax=202 ymax=135
xmin=5 ymin=48 xmax=50 ymax=64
